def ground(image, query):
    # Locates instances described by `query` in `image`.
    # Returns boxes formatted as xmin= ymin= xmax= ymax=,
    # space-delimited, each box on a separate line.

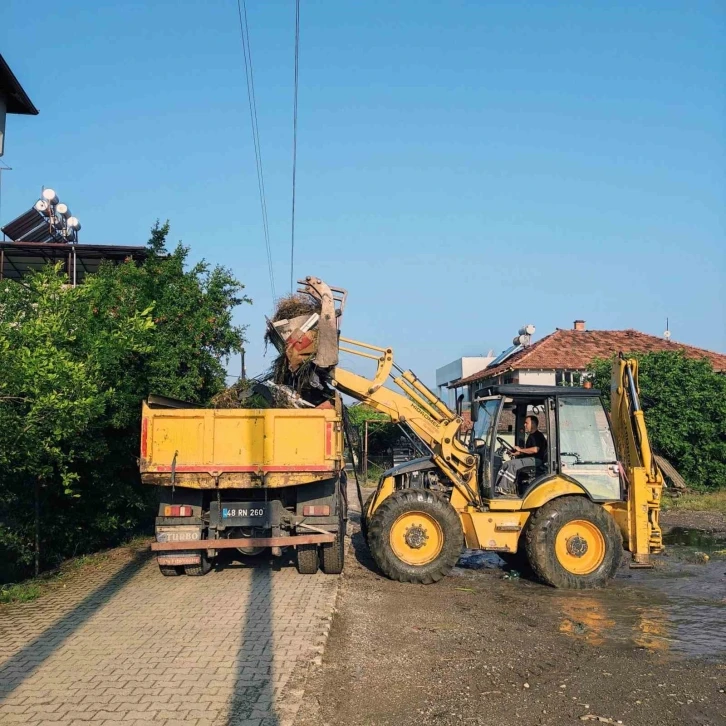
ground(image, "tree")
xmin=347 ymin=404 xmax=401 ymax=455
xmin=0 ymin=267 xmax=153 ymax=575
xmin=0 ymin=223 xmax=250 ymax=582
xmin=587 ymin=351 xmax=726 ymax=491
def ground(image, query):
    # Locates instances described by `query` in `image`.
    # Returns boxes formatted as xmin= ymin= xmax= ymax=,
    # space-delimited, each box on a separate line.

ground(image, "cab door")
xmin=470 ymin=397 xmax=503 ymax=498
xmin=556 ymin=396 xmax=621 ymax=501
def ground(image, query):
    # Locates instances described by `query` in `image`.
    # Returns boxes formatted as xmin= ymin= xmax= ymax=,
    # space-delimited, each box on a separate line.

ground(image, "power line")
xmin=290 ymin=0 xmax=300 ymax=293
xmin=236 ymin=0 xmax=276 ymax=300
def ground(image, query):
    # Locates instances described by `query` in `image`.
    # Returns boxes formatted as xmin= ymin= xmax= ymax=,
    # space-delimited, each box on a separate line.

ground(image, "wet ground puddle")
xmin=458 ymin=528 xmax=726 ymax=658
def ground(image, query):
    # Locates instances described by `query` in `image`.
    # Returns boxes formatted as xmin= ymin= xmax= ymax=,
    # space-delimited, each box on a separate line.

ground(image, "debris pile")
xmin=211 ymin=378 xmax=313 ymax=410
xmin=213 ymin=278 xmax=341 ymax=410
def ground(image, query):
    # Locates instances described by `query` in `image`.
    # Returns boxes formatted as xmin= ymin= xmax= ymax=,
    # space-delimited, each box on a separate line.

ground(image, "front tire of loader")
xmin=360 ymin=492 xmax=376 ymax=541
xmin=525 ymin=496 xmax=622 ymax=589
xmin=296 ymin=544 xmax=320 ymax=574
xmin=367 ymin=489 xmax=462 ymax=584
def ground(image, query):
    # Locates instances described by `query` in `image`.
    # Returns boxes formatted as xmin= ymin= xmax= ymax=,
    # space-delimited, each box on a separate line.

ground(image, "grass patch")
xmin=0 ymin=582 xmax=42 ymax=604
xmin=0 ymin=535 xmax=150 ymax=606
xmin=365 ymin=463 xmax=386 ymax=486
xmin=661 ymin=489 xmax=726 ymax=514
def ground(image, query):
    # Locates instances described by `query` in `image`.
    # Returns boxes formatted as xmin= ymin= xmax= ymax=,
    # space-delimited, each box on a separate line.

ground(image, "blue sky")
xmin=3 ymin=0 xmax=724 ymax=384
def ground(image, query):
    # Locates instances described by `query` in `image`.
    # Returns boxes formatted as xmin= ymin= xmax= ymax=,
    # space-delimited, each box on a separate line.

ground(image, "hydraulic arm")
xmin=332 ymin=337 xmax=480 ymax=506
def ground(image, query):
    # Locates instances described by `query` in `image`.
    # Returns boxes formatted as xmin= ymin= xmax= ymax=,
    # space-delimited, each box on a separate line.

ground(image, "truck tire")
xmin=184 ymin=552 xmax=212 ymax=577
xmin=367 ymin=489 xmax=463 ymax=584
xmin=158 ymin=564 xmax=182 ymax=577
xmin=320 ymin=517 xmax=345 ymax=575
xmin=525 ymin=496 xmax=622 ymax=589
xmin=296 ymin=544 xmax=319 ymax=574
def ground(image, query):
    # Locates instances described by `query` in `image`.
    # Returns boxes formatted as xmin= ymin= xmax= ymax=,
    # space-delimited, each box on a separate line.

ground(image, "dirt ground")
xmin=296 ymin=508 xmax=726 ymax=726
xmin=660 ymin=508 xmax=726 ymax=535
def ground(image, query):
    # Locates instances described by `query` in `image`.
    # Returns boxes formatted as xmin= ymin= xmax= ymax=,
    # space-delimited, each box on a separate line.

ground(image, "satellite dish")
xmin=664 ymin=330 xmax=671 ymax=341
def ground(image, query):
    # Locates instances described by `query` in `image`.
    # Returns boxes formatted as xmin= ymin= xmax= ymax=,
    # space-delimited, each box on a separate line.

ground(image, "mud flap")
xmin=156 ymin=524 xmax=203 ymax=566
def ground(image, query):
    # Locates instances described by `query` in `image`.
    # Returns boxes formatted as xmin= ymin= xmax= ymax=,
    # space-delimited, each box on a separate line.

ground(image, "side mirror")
xmin=456 ymin=394 xmax=464 ymax=417
xmin=470 ymin=401 xmax=478 ymax=423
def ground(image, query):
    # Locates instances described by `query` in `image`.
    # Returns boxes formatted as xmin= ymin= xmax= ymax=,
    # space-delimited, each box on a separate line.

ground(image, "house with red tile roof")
xmin=448 ymin=320 xmax=726 ymax=413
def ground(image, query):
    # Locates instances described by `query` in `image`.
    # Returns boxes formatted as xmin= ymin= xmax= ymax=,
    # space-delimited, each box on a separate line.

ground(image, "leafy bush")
xmin=587 ymin=351 xmax=726 ymax=491
xmin=347 ymin=404 xmax=400 ymax=455
xmin=0 ymin=223 xmax=249 ymax=583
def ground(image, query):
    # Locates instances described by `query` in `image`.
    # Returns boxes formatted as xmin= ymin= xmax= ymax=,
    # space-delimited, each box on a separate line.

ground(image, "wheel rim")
xmin=555 ymin=519 xmax=606 ymax=575
xmin=390 ymin=511 xmax=443 ymax=566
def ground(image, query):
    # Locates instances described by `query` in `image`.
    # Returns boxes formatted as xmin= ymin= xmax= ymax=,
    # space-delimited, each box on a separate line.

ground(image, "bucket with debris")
xmin=212 ymin=277 xmax=347 ymax=410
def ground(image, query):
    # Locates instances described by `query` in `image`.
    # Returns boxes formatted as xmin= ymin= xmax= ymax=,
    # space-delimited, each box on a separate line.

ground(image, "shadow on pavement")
xmin=350 ymin=528 xmax=381 ymax=576
xmin=0 ymin=548 xmax=150 ymax=702
xmin=226 ymin=561 xmax=280 ymax=726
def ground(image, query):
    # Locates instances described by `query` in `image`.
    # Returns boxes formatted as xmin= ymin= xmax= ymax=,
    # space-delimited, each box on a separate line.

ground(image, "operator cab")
xmin=469 ymin=384 xmax=621 ymax=502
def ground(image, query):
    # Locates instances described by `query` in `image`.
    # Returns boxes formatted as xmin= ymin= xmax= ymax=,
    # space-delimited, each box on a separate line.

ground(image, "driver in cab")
xmin=494 ymin=415 xmax=547 ymax=497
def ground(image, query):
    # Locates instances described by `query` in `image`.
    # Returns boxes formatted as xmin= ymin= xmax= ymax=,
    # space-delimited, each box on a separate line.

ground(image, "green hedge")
xmin=0 ymin=223 xmax=249 ymax=583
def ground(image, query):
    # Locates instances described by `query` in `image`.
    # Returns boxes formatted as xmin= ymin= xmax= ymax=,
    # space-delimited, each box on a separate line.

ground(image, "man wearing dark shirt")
xmin=494 ymin=415 xmax=547 ymax=497
xmin=514 ymin=415 xmax=547 ymax=463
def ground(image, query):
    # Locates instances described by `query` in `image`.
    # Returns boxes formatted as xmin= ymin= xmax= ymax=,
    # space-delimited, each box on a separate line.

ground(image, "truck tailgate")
xmin=140 ymin=403 xmax=342 ymax=489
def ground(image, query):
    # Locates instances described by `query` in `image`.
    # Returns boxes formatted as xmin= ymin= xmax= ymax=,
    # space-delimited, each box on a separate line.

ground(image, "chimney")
xmin=573 ymin=320 xmax=586 ymax=332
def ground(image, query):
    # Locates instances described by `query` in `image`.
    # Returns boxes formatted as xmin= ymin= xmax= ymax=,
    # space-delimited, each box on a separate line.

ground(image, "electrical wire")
xmin=290 ymin=0 xmax=300 ymax=293
xmin=236 ymin=0 xmax=276 ymax=299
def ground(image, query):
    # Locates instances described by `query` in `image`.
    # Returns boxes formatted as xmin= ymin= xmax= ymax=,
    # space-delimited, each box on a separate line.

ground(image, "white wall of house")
xmin=436 ymin=356 xmax=492 ymax=408
xmin=435 ymin=356 xmax=492 ymax=388
xmin=518 ymin=369 xmax=556 ymax=385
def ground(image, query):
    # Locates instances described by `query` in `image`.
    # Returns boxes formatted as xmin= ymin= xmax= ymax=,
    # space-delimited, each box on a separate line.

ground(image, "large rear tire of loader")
xmin=296 ymin=544 xmax=320 ymax=574
xmin=367 ymin=489 xmax=463 ymax=584
xmin=525 ymin=496 xmax=622 ymax=589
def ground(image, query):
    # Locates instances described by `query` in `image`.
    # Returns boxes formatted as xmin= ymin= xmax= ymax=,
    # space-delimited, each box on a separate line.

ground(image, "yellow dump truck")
xmin=140 ymin=396 xmax=346 ymax=576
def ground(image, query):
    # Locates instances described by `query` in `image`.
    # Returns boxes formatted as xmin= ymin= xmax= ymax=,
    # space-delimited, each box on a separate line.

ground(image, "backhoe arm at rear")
xmin=609 ymin=357 xmax=664 ymax=564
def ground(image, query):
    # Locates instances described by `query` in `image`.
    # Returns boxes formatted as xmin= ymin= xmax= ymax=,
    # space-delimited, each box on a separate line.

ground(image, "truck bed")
xmin=140 ymin=402 xmax=343 ymax=489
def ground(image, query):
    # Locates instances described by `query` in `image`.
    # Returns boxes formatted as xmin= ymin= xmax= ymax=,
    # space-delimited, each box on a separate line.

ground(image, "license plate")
xmin=220 ymin=502 xmax=269 ymax=526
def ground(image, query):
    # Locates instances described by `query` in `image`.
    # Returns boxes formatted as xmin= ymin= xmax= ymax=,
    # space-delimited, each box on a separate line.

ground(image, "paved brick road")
xmin=0 ymin=541 xmax=341 ymax=726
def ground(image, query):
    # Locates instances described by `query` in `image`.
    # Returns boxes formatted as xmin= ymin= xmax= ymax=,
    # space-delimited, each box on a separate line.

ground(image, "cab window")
xmin=558 ymin=396 xmax=619 ymax=500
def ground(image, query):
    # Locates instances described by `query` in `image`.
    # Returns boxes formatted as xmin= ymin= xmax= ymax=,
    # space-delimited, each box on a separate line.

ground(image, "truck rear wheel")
xmin=184 ymin=552 xmax=212 ymax=577
xmin=296 ymin=544 xmax=319 ymax=574
xmin=158 ymin=564 xmax=182 ymax=577
xmin=367 ymin=489 xmax=462 ymax=584
xmin=320 ymin=517 xmax=345 ymax=575
xmin=525 ymin=496 xmax=622 ymax=589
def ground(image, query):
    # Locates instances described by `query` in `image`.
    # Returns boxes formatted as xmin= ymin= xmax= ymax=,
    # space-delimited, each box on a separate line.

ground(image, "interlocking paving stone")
xmin=0 ymin=538 xmax=342 ymax=725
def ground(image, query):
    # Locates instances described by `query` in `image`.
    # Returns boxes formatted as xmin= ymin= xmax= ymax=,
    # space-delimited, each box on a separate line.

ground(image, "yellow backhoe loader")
xmin=272 ymin=277 xmax=664 ymax=589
